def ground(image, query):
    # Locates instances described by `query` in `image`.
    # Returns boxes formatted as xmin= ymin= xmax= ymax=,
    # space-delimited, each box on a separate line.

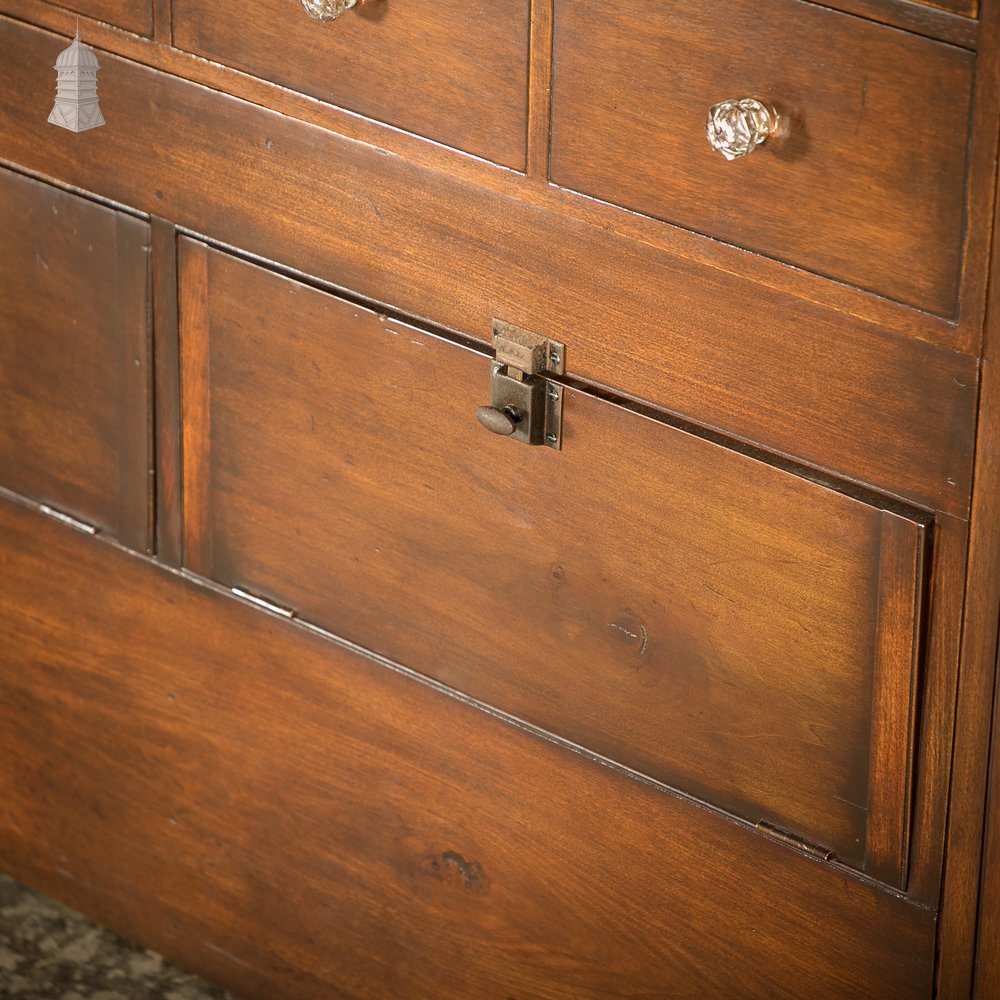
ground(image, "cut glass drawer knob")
xmin=707 ymin=98 xmax=776 ymax=160
xmin=300 ymin=0 xmax=357 ymax=20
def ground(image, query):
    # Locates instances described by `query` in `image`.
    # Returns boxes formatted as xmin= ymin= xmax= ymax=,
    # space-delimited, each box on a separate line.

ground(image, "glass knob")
xmin=707 ymin=98 xmax=776 ymax=160
xmin=300 ymin=0 xmax=357 ymax=20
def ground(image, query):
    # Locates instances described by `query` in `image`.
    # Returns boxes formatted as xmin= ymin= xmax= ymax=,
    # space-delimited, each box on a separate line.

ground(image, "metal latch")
xmin=475 ymin=320 xmax=565 ymax=449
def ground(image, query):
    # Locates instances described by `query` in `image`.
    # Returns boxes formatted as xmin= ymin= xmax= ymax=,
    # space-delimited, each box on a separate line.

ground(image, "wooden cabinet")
xmin=0 ymin=1 xmax=998 ymax=997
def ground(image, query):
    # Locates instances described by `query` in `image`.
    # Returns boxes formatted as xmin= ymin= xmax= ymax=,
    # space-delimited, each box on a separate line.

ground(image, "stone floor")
xmin=0 ymin=874 xmax=238 ymax=999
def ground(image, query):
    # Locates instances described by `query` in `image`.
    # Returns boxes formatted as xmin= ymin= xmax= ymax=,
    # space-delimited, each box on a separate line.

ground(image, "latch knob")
xmin=476 ymin=405 xmax=521 ymax=436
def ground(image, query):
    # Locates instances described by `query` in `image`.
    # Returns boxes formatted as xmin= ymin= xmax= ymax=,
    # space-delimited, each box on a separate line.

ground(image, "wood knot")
xmin=420 ymin=851 xmax=490 ymax=894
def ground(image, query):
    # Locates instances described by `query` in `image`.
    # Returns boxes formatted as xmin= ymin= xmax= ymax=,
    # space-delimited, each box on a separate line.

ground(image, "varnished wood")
xmin=152 ymin=218 xmax=182 ymax=565
xmin=0 ymin=17 xmax=977 ymax=518
xmin=906 ymin=515 xmax=970 ymax=906
xmin=55 ymin=0 xmax=151 ymax=35
xmin=0 ymin=496 xmax=937 ymax=1000
xmin=0 ymin=0 xmax=982 ymax=354
xmin=924 ymin=0 xmax=979 ymax=16
xmin=527 ymin=0 xmax=554 ymax=180
xmin=550 ymin=0 xmax=974 ymax=317
xmin=936 ymin=352 xmax=1000 ymax=996
xmin=0 ymin=166 xmax=151 ymax=549
xmin=866 ymin=515 xmax=926 ymax=889
xmin=935 ymin=73 xmax=1000 ymax=985
xmin=178 ymin=239 xmax=210 ymax=577
xmin=818 ymin=0 xmax=979 ymax=47
xmin=0 ymin=0 xmax=998 ymax=992
xmin=974 ymin=625 xmax=1000 ymax=997
xmin=116 ymin=199 xmax=154 ymax=554
xmin=151 ymin=0 xmax=170 ymax=43
xmin=180 ymin=240 xmax=931 ymax=879
xmin=959 ymin=0 xmax=1000 ymax=338
xmin=171 ymin=0 xmax=531 ymax=169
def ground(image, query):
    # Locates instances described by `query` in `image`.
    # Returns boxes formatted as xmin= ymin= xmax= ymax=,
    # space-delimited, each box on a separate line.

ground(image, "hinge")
xmin=231 ymin=587 xmax=296 ymax=619
xmin=475 ymin=320 xmax=565 ymax=449
xmin=39 ymin=504 xmax=98 ymax=535
xmin=755 ymin=821 xmax=835 ymax=861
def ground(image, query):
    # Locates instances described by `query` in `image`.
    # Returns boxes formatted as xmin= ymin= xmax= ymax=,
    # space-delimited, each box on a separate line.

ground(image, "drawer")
xmin=171 ymin=0 xmax=530 ymax=168
xmin=0 ymin=496 xmax=935 ymax=1000
xmin=179 ymin=239 xmax=928 ymax=886
xmin=0 ymin=169 xmax=150 ymax=550
xmin=550 ymin=1 xmax=974 ymax=317
xmin=56 ymin=1 xmax=152 ymax=36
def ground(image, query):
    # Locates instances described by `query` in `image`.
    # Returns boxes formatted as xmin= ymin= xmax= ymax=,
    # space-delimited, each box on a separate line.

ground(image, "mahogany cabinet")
xmin=0 ymin=1 xmax=999 ymax=997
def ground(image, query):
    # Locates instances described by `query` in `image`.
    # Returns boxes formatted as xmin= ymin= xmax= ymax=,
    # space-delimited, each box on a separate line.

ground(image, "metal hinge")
xmin=474 ymin=320 xmax=565 ymax=450
xmin=39 ymin=504 xmax=98 ymax=535
xmin=231 ymin=587 xmax=296 ymax=619
xmin=755 ymin=821 xmax=835 ymax=861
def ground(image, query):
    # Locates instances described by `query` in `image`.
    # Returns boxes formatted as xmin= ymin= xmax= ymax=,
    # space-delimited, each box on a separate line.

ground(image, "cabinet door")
xmin=0 ymin=169 xmax=150 ymax=550
xmin=179 ymin=239 xmax=929 ymax=887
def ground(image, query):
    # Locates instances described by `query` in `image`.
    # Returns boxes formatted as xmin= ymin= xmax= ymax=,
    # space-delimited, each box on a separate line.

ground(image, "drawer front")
xmin=0 ymin=169 xmax=150 ymax=550
xmin=550 ymin=1 xmax=974 ymax=317
xmin=171 ymin=0 xmax=530 ymax=168
xmin=180 ymin=240 xmax=927 ymax=883
xmin=0 ymin=496 xmax=936 ymax=1000
xmin=54 ymin=2 xmax=152 ymax=36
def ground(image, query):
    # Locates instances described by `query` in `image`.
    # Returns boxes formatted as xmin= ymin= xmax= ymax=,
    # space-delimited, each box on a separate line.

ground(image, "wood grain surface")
xmin=152 ymin=217 xmax=182 ymax=565
xmin=179 ymin=240 xmax=930 ymax=879
xmin=974 ymin=619 xmax=1000 ymax=997
xmin=0 ymin=167 xmax=151 ymax=550
xmin=0 ymin=18 xmax=977 ymax=517
xmin=551 ymin=0 xmax=974 ymax=317
xmin=172 ymin=0 xmax=530 ymax=169
xmin=0 ymin=0 xmax=984 ymax=356
xmin=0 ymin=495 xmax=937 ymax=1000
xmin=52 ymin=0 xmax=150 ymax=35
xmin=936 ymin=82 xmax=1000 ymax=986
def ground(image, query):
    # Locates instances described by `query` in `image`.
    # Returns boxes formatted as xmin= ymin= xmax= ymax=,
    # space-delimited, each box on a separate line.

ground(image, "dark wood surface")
xmin=0 ymin=167 xmax=151 ymax=550
xmin=551 ymin=0 xmax=974 ymax=317
xmin=179 ymin=240 xmax=929 ymax=879
xmin=151 ymin=218 xmax=182 ymax=566
xmin=52 ymin=0 xmax=150 ymax=35
xmin=975 ymin=619 xmax=1000 ymax=997
xmin=0 ymin=496 xmax=937 ymax=1000
xmin=823 ymin=0 xmax=979 ymax=44
xmin=2 ymin=0 xmax=987 ymax=357
xmin=0 ymin=0 xmax=998 ymax=994
xmin=0 ymin=17 xmax=978 ymax=518
xmin=936 ymin=74 xmax=1000 ymax=985
xmin=172 ymin=0 xmax=530 ymax=169
xmin=923 ymin=0 xmax=978 ymax=15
